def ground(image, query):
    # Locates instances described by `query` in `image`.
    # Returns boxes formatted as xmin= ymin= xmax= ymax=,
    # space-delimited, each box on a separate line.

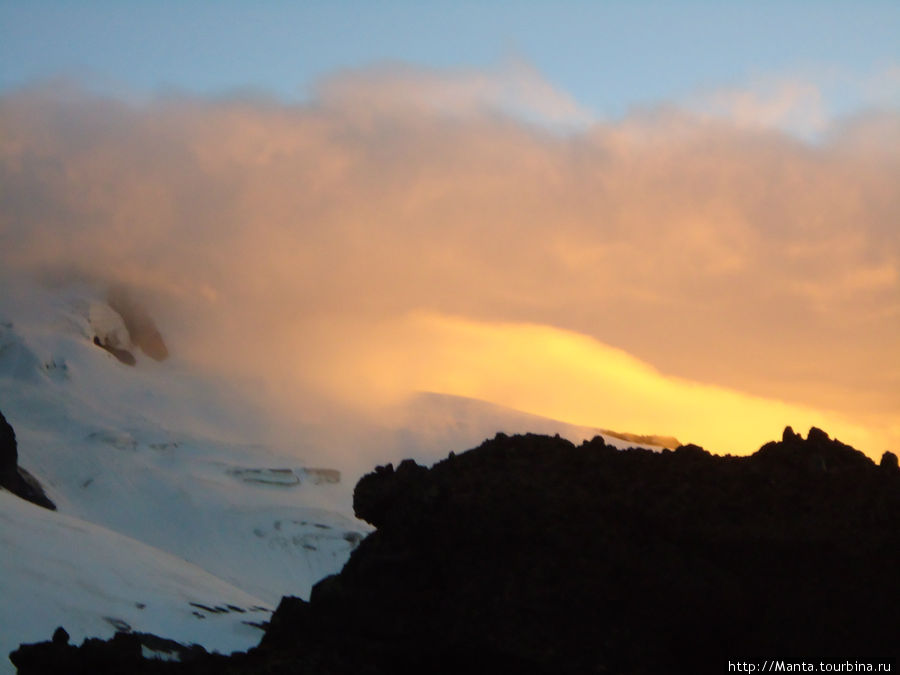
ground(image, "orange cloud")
xmin=305 ymin=312 xmax=893 ymax=456
xmin=1 ymin=71 xmax=897 ymax=458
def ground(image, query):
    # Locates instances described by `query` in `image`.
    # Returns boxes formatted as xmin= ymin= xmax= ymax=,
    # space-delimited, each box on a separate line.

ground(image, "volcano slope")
xmin=11 ymin=427 xmax=900 ymax=674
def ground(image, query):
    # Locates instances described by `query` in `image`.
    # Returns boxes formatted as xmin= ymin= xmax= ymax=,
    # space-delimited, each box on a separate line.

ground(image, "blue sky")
xmin=2 ymin=1 xmax=898 ymax=124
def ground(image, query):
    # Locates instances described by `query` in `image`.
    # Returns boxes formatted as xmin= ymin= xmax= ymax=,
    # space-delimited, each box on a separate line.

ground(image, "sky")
xmin=2 ymin=1 xmax=899 ymax=126
xmin=1 ymin=1 xmax=898 ymax=457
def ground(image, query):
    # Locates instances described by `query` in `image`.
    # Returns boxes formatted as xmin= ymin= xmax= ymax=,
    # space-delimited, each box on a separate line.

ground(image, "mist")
xmin=1 ymin=70 xmax=897 ymax=458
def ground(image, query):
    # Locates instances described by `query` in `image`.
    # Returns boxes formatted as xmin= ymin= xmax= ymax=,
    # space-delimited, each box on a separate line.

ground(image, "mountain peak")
xmin=754 ymin=425 xmax=874 ymax=473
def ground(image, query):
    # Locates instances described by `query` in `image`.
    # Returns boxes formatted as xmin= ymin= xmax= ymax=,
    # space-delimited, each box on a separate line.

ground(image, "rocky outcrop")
xmin=0 ymin=409 xmax=17 ymax=482
xmin=92 ymin=335 xmax=137 ymax=366
xmin=107 ymin=287 xmax=169 ymax=361
xmin=11 ymin=428 xmax=900 ymax=673
xmin=11 ymin=627 xmax=211 ymax=674
xmin=88 ymin=288 xmax=169 ymax=365
xmin=0 ymin=409 xmax=55 ymax=510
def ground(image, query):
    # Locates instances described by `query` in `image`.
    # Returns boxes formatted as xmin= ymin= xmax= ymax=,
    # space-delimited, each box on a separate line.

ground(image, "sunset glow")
xmin=1 ymin=3 xmax=898 ymax=461
xmin=298 ymin=312 xmax=893 ymax=456
xmin=3 ymin=5 xmax=900 ymax=670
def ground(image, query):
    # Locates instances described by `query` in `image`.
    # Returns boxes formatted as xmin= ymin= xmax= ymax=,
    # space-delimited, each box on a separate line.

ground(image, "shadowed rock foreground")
xmin=0 ymin=409 xmax=55 ymax=511
xmin=10 ymin=428 xmax=900 ymax=674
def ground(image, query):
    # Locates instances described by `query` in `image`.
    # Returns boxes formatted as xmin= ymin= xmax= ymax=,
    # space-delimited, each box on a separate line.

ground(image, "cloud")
xmin=313 ymin=59 xmax=594 ymax=129
xmin=687 ymin=79 xmax=829 ymax=137
xmin=680 ymin=65 xmax=900 ymax=140
xmin=1 ymin=68 xmax=898 ymax=457
xmin=301 ymin=312 xmax=888 ymax=455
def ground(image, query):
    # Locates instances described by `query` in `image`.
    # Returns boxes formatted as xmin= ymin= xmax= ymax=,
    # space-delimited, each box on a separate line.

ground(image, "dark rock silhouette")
xmin=0 ymin=409 xmax=55 ymax=510
xmin=51 ymin=628 xmax=68 ymax=646
xmin=0 ymin=409 xmax=16 ymax=481
xmin=11 ymin=428 xmax=900 ymax=673
xmin=10 ymin=630 xmax=210 ymax=675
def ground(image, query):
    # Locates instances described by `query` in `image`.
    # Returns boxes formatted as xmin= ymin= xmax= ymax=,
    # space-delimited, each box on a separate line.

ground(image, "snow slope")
xmin=0 ymin=490 xmax=270 ymax=667
xmin=0 ymin=280 xmax=369 ymax=673
xmin=1 ymin=278 xmax=668 ymax=673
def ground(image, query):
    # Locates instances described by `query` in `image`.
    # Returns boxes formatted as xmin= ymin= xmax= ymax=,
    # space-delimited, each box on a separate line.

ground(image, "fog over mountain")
xmin=0 ymin=274 xmax=664 ymax=673
xmin=2 ymin=69 xmax=898 ymax=457
xmin=2 ymin=1 xmax=898 ymax=669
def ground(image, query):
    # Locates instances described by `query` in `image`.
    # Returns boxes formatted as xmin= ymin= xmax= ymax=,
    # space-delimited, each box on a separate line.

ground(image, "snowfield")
xmin=0 ymin=281 xmax=370 ymax=673
xmin=1 ymin=279 xmax=665 ymax=673
xmin=0 ymin=489 xmax=271 ymax=665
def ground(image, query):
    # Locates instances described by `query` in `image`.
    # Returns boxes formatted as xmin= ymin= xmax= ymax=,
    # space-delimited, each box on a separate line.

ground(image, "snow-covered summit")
xmin=0 ymin=277 xmax=671 ymax=673
xmin=0 ymin=279 xmax=368 ymax=672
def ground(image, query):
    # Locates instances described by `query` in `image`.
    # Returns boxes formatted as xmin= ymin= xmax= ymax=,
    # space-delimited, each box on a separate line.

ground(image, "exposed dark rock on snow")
xmin=11 ymin=428 xmax=900 ymax=673
xmin=11 ymin=628 xmax=208 ymax=674
xmin=0 ymin=409 xmax=55 ymax=510
xmin=92 ymin=335 xmax=137 ymax=366
xmin=107 ymin=286 xmax=169 ymax=361
xmin=0 ymin=409 xmax=17 ymax=480
xmin=598 ymin=427 xmax=681 ymax=449
xmin=88 ymin=287 xmax=168 ymax=365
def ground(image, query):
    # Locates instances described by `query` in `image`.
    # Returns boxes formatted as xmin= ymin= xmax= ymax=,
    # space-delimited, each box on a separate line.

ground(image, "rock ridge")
xmin=0 ymin=409 xmax=55 ymax=510
xmin=11 ymin=427 xmax=900 ymax=673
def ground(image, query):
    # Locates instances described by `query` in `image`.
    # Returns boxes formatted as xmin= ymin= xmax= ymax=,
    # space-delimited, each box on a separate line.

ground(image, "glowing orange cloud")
xmin=300 ymin=312 xmax=895 ymax=457
xmin=0 ymin=72 xmax=897 ymax=460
